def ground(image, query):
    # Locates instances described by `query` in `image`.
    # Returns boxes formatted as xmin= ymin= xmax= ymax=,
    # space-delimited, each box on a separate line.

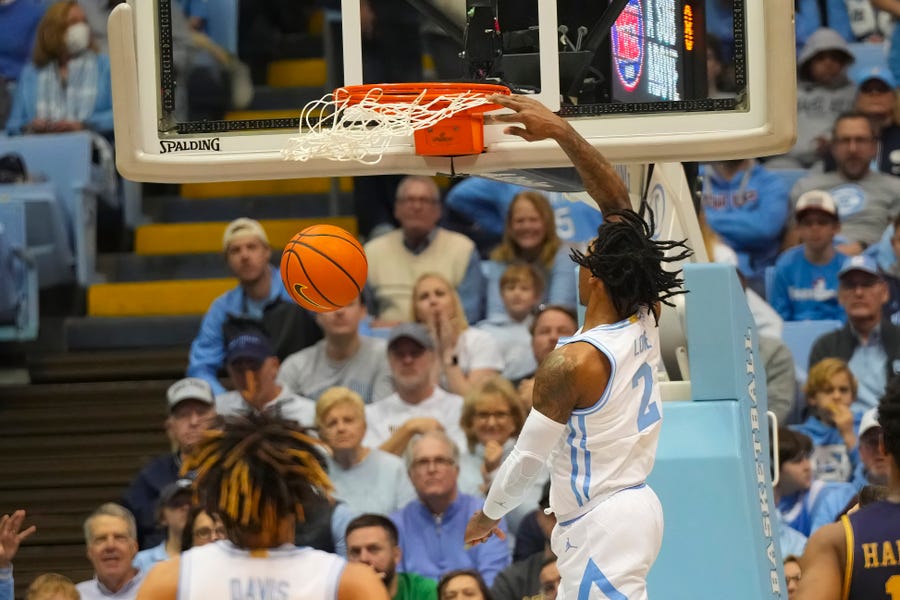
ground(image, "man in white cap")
xmin=121 ymin=377 xmax=215 ymax=549
xmin=810 ymin=255 xmax=900 ymax=412
xmin=770 ymin=189 xmax=847 ymax=321
xmin=187 ymin=217 xmax=322 ymax=395
xmin=791 ymin=112 xmax=900 ymax=255
xmin=852 ymin=408 xmax=890 ymax=489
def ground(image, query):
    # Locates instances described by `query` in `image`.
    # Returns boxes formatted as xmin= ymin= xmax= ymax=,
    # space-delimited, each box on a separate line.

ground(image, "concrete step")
xmin=140 ymin=192 xmax=354 ymax=224
xmin=26 ymin=349 xmax=188 ymax=383
xmin=180 ymin=176 xmax=353 ymax=200
xmin=87 ymin=278 xmax=236 ymax=317
xmin=133 ymin=216 xmax=358 ymax=255
xmin=95 ymin=253 xmax=228 ymax=282
xmin=65 ymin=315 xmax=202 ymax=350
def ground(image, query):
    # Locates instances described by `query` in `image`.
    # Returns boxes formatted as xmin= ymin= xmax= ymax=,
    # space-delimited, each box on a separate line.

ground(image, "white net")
xmin=282 ymin=86 xmax=498 ymax=165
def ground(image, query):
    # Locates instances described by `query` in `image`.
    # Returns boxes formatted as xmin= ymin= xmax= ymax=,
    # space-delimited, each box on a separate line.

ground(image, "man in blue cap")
xmin=810 ymin=254 xmax=900 ymax=412
xmin=215 ymin=329 xmax=317 ymax=428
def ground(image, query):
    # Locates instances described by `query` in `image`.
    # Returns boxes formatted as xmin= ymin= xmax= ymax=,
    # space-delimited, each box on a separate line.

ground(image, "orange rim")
xmin=333 ymin=82 xmax=511 ymax=105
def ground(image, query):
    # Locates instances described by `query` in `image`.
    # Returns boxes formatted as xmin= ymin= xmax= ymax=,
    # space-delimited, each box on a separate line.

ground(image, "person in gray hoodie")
xmin=769 ymin=28 xmax=858 ymax=169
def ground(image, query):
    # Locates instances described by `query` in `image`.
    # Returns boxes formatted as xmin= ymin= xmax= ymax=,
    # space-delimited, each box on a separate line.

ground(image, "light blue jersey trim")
xmin=569 ymin=338 xmax=617 ymax=416
xmin=568 ymin=426 xmax=584 ymax=506
xmin=579 ymin=559 xmax=628 ymax=600
xmin=577 ymin=415 xmax=591 ymax=502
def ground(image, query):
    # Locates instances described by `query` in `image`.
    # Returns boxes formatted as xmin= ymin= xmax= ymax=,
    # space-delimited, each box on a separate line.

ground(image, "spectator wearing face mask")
xmin=5 ymin=0 xmax=113 ymax=137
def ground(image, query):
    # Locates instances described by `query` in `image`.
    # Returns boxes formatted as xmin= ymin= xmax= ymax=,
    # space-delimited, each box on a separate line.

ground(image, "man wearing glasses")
xmin=364 ymin=323 xmax=467 ymax=455
xmin=810 ymin=255 xmax=900 ymax=412
xmin=791 ymin=111 xmax=900 ymax=256
xmin=390 ymin=431 xmax=510 ymax=586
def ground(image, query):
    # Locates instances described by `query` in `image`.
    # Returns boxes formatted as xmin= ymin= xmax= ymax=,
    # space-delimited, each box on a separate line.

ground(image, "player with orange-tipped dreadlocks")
xmin=137 ymin=414 xmax=388 ymax=600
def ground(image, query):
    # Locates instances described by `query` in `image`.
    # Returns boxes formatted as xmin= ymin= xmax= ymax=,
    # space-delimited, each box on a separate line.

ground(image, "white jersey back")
xmin=178 ymin=541 xmax=345 ymax=600
xmin=549 ymin=309 xmax=663 ymax=524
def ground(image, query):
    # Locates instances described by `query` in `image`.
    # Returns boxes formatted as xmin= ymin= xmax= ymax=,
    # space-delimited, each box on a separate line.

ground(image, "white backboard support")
xmin=108 ymin=0 xmax=796 ymax=183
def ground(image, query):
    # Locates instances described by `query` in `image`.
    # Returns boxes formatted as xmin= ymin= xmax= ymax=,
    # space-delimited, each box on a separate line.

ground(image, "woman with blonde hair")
xmin=411 ymin=273 xmax=504 ymax=396
xmin=316 ymin=386 xmax=414 ymax=515
xmin=482 ymin=190 xmax=577 ymax=319
xmin=6 ymin=0 xmax=113 ymax=136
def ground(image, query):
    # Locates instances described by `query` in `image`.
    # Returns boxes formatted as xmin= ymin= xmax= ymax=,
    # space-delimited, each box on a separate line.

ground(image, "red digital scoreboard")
xmin=610 ymin=0 xmax=707 ymax=103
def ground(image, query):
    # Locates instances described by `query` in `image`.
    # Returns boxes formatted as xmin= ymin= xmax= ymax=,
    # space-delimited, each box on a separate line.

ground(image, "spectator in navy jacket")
xmin=121 ymin=377 xmax=215 ymax=549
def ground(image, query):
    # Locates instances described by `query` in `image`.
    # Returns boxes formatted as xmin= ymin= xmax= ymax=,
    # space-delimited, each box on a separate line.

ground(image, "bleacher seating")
xmin=781 ymin=318 xmax=844 ymax=384
xmin=0 ymin=133 xmax=101 ymax=287
xmin=848 ymin=41 xmax=889 ymax=73
xmin=0 ymin=202 xmax=38 ymax=341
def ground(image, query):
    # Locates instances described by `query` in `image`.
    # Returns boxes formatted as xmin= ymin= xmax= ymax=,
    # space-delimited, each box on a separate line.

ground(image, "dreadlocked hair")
xmin=879 ymin=375 xmax=900 ymax=464
xmin=570 ymin=203 xmax=693 ymax=325
xmin=182 ymin=413 xmax=332 ymax=544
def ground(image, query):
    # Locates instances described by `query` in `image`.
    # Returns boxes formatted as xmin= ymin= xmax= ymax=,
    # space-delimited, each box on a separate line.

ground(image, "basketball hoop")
xmin=282 ymin=83 xmax=511 ymax=164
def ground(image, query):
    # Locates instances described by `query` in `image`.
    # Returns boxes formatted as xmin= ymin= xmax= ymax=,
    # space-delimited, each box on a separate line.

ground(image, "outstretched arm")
xmin=0 ymin=511 xmax=35 ymax=600
xmin=796 ymin=521 xmax=845 ymax=600
xmin=0 ymin=510 xmax=36 ymax=568
xmin=487 ymin=94 xmax=630 ymax=214
xmin=465 ymin=344 xmax=600 ymax=545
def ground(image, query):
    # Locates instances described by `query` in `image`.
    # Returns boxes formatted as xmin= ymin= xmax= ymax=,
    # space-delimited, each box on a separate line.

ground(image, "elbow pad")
xmin=483 ymin=409 xmax=565 ymax=520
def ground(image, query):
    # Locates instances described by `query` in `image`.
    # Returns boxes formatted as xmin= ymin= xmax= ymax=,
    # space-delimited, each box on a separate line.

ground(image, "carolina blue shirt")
xmin=391 ymin=492 xmax=510 ymax=586
xmin=0 ymin=566 xmax=11 ymax=600
xmin=778 ymin=479 xmax=858 ymax=536
xmin=769 ymin=246 xmax=846 ymax=322
xmin=791 ymin=415 xmax=860 ymax=482
xmin=848 ymin=327 xmax=888 ymax=413
xmin=700 ymin=162 xmax=790 ymax=280
xmin=187 ymin=265 xmax=290 ymax=395
xmin=444 ymin=178 xmax=604 ymax=247
xmin=0 ymin=0 xmax=44 ymax=82
xmin=6 ymin=53 xmax=115 ymax=136
xmin=132 ymin=541 xmax=168 ymax=573
xmin=775 ymin=511 xmax=808 ymax=558
xmin=795 ymin=0 xmax=855 ymax=52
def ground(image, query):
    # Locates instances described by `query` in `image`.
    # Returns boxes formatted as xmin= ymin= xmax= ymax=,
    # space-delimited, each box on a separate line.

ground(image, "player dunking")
xmin=797 ymin=376 xmax=900 ymax=599
xmin=137 ymin=415 xmax=388 ymax=600
xmin=465 ymin=94 xmax=693 ymax=599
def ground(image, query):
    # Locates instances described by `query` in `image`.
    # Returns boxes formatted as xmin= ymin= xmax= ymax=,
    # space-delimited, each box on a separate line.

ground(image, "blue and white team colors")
xmin=550 ymin=308 xmax=664 ymax=600
xmin=177 ymin=541 xmax=345 ymax=600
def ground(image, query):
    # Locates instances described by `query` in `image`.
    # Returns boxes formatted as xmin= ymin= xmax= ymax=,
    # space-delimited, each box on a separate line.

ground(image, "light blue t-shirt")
xmin=849 ymin=331 xmax=888 ymax=413
xmin=769 ymin=246 xmax=846 ymax=322
xmin=326 ymin=449 xmax=415 ymax=516
xmin=132 ymin=541 xmax=168 ymax=573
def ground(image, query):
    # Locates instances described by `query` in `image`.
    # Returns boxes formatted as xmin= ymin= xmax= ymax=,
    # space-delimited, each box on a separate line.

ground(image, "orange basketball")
xmin=280 ymin=224 xmax=368 ymax=313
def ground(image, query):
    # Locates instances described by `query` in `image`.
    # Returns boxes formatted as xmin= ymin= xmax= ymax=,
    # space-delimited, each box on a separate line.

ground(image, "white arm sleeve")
xmin=482 ymin=408 xmax=566 ymax=520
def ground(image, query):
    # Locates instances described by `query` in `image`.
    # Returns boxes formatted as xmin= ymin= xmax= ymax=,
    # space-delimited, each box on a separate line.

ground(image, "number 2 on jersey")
xmin=632 ymin=362 xmax=661 ymax=431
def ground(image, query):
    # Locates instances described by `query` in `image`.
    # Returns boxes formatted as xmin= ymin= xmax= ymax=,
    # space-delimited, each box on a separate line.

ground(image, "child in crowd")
xmin=770 ymin=190 xmax=847 ymax=322
xmin=775 ymin=427 xmax=857 ymax=537
xmin=476 ymin=263 xmax=543 ymax=382
xmin=792 ymin=358 xmax=860 ymax=482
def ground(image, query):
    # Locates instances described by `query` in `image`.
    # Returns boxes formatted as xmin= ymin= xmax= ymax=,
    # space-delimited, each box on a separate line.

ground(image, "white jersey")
xmin=177 ymin=541 xmax=345 ymax=600
xmin=549 ymin=309 xmax=663 ymax=524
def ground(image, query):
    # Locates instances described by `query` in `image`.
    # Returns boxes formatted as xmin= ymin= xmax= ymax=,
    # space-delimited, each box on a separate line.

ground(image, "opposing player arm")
xmin=795 ymin=522 xmax=845 ymax=600
xmin=135 ymin=557 xmax=180 ymax=600
xmin=338 ymin=562 xmax=390 ymax=600
xmin=487 ymin=94 xmax=630 ymax=214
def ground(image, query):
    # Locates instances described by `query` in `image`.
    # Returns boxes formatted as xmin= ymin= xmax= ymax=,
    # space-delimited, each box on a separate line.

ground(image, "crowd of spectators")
xmin=5 ymin=2 xmax=900 ymax=599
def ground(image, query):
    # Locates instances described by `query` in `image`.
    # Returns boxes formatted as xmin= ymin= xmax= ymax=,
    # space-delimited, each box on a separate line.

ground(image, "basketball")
xmin=280 ymin=224 xmax=368 ymax=313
